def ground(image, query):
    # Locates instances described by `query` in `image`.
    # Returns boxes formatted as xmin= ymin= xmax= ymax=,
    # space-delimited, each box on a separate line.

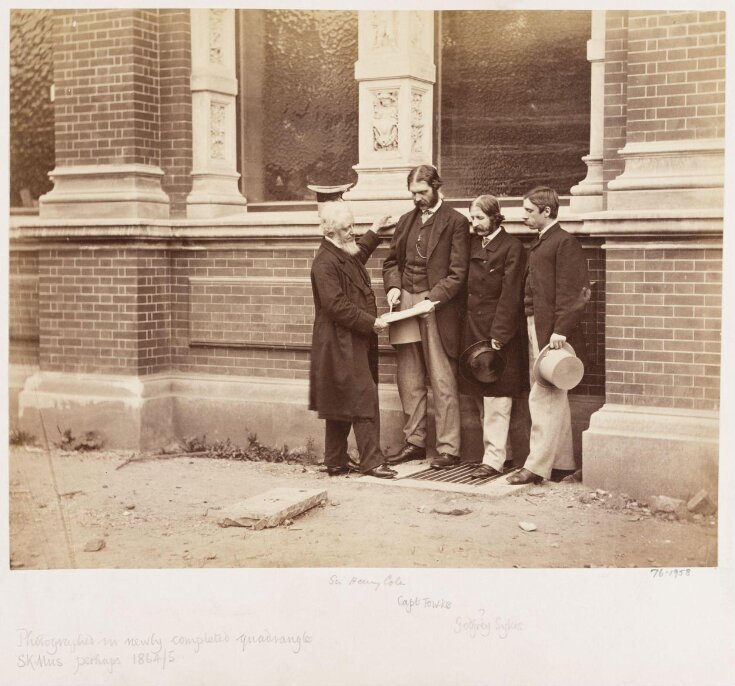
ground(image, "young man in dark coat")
xmin=309 ymin=201 xmax=397 ymax=479
xmin=382 ymin=165 xmax=470 ymax=470
xmin=507 ymin=186 xmax=591 ymax=485
xmin=458 ymin=195 xmax=529 ymax=479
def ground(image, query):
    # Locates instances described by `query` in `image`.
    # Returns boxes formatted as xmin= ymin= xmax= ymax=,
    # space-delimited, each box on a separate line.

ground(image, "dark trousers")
xmin=324 ymin=417 xmax=384 ymax=473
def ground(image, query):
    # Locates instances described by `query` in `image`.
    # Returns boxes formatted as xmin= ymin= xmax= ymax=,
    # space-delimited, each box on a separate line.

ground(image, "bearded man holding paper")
xmin=309 ymin=202 xmax=398 ymax=479
xmin=382 ymin=165 xmax=470 ymax=469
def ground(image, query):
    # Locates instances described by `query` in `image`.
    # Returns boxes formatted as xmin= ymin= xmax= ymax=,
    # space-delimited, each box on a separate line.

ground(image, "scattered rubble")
xmin=649 ymin=495 xmax=684 ymax=514
xmin=432 ymin=507 xmax=472 ymax=516
xmin=83 ymin=539 xmax=106 ymax=552
xmin=519 ymin=521 xmax=537 ymax=532
xmin=60 ymin=490 xmax=85 ymax=499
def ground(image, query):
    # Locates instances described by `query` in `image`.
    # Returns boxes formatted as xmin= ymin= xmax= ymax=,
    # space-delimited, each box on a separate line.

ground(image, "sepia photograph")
xmin=2 ymin=2 xmax=734 ymax=684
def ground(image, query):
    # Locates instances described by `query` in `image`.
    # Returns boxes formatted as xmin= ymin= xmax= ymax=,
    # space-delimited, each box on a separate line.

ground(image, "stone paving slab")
xmin=219 ymin=487 xmax=327 ymax=529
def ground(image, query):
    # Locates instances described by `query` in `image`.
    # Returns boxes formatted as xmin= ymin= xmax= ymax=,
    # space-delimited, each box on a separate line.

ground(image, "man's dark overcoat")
xmin=526 ymin=222 xmax=590 ymax=367
xmin=460 ymin=228 xmax=529 ymax=398
xmin=309 ymin=231 xmax=381 ymax=421
xmin=382 ymin=202 xmax=470 ymax=358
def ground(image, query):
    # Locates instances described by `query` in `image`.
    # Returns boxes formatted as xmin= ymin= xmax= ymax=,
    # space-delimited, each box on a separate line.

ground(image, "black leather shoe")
xmin=387 ymin=443 xmax=426 ymax=466
xmin=550 ymin=468 xmax=576 ymax=482
xmin=506 ymin=468 xmax=544 ymax=485
xmin=430 ymin=453 xmax=460 ymax=469
xmin=365 ymin=464 xmax=397 ymax=479
xmin=346 ymin=457 xmax=361 ymax=472
xmin=469 ymin=464 xmax=501 ymax=479
xmin=326 ymin=465 xmax=350 ymax=476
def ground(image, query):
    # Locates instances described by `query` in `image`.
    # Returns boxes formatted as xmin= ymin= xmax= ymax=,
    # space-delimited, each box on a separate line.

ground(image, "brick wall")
xmin=12 ymin=234 xmax=607 ymax=393
xmin=170 ymin=244 xmax=397 ymax=382
xmin=605 ymin=245 xmax=721 ymax=409
xmin=37 ymin=248 xmax=172 ymax=375
xmin=168 ymin=238 xmax=606 ymax=395
xmin=136 ymin=250 xmax=172 ymax=375
xmin=603 ymin=11 xmax=628 ymax=195
xmin=577 ymin=244 xmax=606 ymax=396
xmin=53 ymin=9 xmax=161 ymax=167
xmin=159 ymin=9 xmax=192 ymax=217
xmin=171 ymin=246 xmax=332 ymax=381
xmin=626 ymin=10 xmax=725 ymax=143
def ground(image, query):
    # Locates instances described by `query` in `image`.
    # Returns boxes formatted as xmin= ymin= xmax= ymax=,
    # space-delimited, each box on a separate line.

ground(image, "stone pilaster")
xmin=582 ymin=10 xmax=725 ymax=501
xmin=344 ymin=11 xmax=435 ymax=213
xmin=38 ymin=10 xmax=170 ymax=219
xmin=570 ymin=10 xmax=606 ymax=213
xmin=187 ymin=8 xmax=247 ymax=218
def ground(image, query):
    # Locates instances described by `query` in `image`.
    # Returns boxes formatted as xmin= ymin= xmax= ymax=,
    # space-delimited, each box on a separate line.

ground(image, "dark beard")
xmin=414 ymin=190 xmax=438 ymax=211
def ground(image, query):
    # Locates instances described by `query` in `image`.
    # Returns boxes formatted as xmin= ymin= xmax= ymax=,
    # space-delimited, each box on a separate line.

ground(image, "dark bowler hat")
xmin=459 ymin=341 xmax=506 ymax=385
xmin=306 ymin=182 xmax=355 ymax=203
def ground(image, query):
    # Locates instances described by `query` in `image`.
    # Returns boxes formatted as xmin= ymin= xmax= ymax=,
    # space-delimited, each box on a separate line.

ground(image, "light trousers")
xmin=522 ymin=316 xmax=575 ymax=479
xmin=473 ymin=395 xmax=512 ymax=470
xmin=394 ymin=289 xmax=461 ymax=457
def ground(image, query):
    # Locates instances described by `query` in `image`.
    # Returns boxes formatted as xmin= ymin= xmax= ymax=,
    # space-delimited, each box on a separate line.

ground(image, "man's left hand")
xmin=549 ymin=332 xmax=567 ymax=350
xmin=416 ymin=299 xmax=438 ymax=318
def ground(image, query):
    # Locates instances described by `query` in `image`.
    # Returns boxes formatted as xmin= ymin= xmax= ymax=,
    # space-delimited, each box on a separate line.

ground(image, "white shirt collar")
xmin=539 ymin=220 xmax=558 ymax=238
xmin=422 ymin=198 xmax=442 ymax=215
xmin=481 ymin=226 xmax=503 ymax=246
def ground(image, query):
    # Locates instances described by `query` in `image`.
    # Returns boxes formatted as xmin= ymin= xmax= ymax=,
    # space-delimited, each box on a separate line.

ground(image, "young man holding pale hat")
xmin=507 ymin=186 xmax=591 ymax=485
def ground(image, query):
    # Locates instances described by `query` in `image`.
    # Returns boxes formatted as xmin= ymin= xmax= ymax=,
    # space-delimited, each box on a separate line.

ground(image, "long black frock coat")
xmin=460 ymin=228 xmax=529 ymax=398
xmin=309 ymin=231 xmax=381 ymax=421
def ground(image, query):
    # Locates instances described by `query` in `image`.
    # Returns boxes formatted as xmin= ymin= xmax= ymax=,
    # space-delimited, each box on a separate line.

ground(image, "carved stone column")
xmin=187 ymin=8 xmax=247 ymax=218
xmin=344 ymin=11 xmax=436 ymax=213
xmin=570 ymin=10 xmax=605 ymax=213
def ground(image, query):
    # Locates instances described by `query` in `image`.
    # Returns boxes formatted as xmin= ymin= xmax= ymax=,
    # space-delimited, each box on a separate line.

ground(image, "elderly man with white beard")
xmin=308 ymin=202 xmax=398 ymax=478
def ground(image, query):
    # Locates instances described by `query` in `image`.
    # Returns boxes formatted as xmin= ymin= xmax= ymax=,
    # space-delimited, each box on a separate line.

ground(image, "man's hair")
xmin=470 ymin=194 xmax=505 ymax=229
xmin=523 ymin=186 xmax=559 ymax=219
xmin=407 ymin=164 xmax=442 ymax=190
xmin=319 ymin=201 xmax=354 ymax=237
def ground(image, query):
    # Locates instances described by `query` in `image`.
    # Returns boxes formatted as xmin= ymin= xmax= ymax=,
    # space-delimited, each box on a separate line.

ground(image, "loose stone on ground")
xmin=218 ymin=487 xmax=328 ymax=529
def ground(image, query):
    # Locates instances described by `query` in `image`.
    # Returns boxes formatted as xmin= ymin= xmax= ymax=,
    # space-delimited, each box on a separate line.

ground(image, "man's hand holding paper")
xmin=381 ymin=299 xmax=441 ymax=323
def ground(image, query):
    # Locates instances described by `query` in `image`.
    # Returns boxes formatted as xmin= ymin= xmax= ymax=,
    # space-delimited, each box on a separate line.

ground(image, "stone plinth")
xmin=583 ymin=404 xmax=719 ymax=503
xmin=39 ymin=165 xmax=170 ymax=220
xmin=606 ymin=138 xmax=724 ymax=211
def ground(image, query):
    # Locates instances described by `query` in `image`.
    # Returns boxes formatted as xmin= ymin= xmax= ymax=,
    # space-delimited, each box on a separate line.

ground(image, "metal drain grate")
xmin=401 ymin=464 xmax=516 ymax=486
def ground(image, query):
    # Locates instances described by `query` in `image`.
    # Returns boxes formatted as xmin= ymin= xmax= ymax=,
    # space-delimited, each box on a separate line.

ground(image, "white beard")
xmin=337 ymin=238 xmax=361 ymax=256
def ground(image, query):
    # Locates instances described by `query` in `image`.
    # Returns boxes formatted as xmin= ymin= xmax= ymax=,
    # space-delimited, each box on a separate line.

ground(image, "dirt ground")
xmin=8 ymin=446 xmax=718 ymax=569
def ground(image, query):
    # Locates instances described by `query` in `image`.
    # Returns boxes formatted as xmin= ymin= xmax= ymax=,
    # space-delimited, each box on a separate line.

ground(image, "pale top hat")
xmin=533 ymin=342 xmax=584 ymax=390
xmin=459 ymin=341 xmax=506 ymax=385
